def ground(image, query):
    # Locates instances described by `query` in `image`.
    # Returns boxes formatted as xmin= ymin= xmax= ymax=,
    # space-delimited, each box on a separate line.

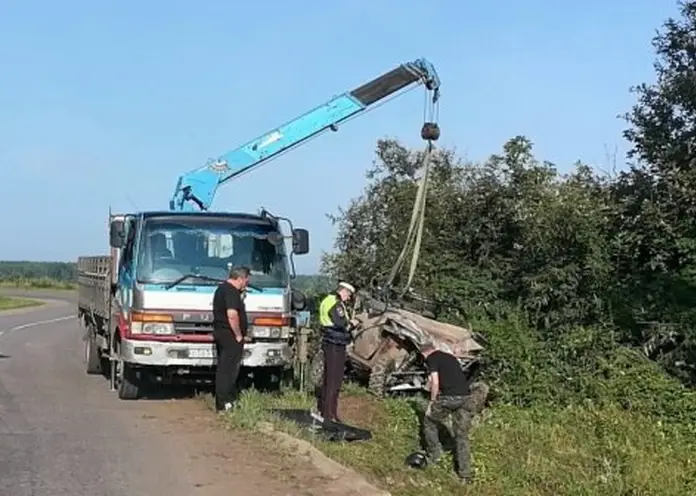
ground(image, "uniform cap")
xmin=338 ymin=281 xmax=356 ymax=294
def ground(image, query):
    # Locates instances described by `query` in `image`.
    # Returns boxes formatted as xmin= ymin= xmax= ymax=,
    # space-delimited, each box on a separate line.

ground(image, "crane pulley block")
xmin=421 ymin=122 xmax=440 ymax=142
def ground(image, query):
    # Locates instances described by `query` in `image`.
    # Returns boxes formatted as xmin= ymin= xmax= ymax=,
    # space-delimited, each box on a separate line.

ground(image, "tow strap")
xmin=383 ymin=97 xmax=440 ymax=297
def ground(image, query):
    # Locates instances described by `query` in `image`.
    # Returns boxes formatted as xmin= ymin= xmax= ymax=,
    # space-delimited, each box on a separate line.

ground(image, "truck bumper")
xmin=120 ymin=338 xmax=293 ymax=368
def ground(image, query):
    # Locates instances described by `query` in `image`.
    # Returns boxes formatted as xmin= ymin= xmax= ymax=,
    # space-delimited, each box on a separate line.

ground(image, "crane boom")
xmin=169 ymin=58 xmax=441 ymax=212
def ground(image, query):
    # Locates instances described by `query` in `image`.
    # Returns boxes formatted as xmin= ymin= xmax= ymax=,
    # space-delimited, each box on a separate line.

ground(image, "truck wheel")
xmin=309 ymin=348 xmax=324 ymax=390
xmin=118 ymin=363 xmax=140 ymax=400
xmin=280 ymin=367 xmax=295 ymax=390
xmin=251 ymin=367 xmax=287 ymax=392
xmin=368 ymin=355 xmax=396 ymax=397
xmin=115 ymin=342 xmax=140 ymax=400
xmin=85 ymin=331 xmax=102 ymax=375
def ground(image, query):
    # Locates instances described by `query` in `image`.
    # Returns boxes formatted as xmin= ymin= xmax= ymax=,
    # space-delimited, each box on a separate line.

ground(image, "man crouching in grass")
xmin=420 ymin=343 xmax=489 ymax=485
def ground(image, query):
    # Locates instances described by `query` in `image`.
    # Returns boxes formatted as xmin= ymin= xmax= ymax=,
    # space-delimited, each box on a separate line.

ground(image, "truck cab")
xmin=93 ymin=209 xmax=309 ymax=398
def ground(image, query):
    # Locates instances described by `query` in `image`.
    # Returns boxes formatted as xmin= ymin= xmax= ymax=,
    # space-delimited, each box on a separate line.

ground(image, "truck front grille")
xmin=170 ymin=311 xmax=214 ymax=336
xmin=169 ymin=311 xmax=288 ymax=336
xmin=173 ymin=322 xmax=214 ymax=335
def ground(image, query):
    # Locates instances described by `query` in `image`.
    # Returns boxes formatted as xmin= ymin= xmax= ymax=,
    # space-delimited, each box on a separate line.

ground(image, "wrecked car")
xmin=309 ymin=291 xmax=486 ymax=397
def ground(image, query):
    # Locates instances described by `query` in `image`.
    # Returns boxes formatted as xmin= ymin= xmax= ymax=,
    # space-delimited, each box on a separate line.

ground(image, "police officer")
xmin=311 ymin=281 xmax=356 ymax=423
xmin=419 ymin=343 xmax=487 ymax=485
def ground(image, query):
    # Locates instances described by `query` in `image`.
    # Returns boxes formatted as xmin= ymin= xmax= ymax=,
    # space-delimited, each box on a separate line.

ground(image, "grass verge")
xmin=0 ymin=279 xmax=77 ymax=291
xmin=0 ymin=296 xmax=43 ymax=311
xmin=208 ymin=382 xmax=696 ymax=496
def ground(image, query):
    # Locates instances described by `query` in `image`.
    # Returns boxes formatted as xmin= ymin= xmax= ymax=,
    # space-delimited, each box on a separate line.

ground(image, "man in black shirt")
xmin=421 ymin=343 xmax=476 ymax=484
xmin=212 ymin=266 xmax=250 ymax=412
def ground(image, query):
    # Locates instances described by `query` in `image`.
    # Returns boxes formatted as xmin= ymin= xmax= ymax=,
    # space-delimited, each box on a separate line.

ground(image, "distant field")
xmin=0 ymin=296 xmax=43 ymax=311
xmin=0 ymin=261 xmax=328 ymax=294
xmin=0 ymin=261 xmax=78 ymax=291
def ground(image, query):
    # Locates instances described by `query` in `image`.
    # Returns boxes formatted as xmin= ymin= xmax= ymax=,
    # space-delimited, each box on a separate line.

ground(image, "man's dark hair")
xmin=228 ymin=266 xmax=251 ymax=280
xmin=420 ymin=342 xmax=436 ymax=354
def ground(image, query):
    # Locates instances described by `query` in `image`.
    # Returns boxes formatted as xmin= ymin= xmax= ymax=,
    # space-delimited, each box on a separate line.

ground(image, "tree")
xmin=619 ymin=0 xmax=696 ymax=269
xmin=614 ymin=0 xmax=696 ymax=379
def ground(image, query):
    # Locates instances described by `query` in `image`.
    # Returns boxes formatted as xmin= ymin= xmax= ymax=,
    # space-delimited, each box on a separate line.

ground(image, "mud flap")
xmin=269 ymin=408 xmax=372 ymax=442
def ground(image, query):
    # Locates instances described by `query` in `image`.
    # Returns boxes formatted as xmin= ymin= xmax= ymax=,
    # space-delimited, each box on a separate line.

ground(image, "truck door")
xmin=115 ymin=216 xmax=138 ymax=311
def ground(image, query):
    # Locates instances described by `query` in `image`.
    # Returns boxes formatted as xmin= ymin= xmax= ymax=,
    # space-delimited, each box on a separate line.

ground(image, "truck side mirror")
xmin=109 ymin=220 xmax=126 ymax=248
xmin=292 ymin=228 xmax=309 ymax=255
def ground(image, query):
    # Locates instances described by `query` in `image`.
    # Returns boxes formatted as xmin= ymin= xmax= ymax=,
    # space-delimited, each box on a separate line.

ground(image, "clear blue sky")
xmin=0 ymin=1 xmax=678 ymax=273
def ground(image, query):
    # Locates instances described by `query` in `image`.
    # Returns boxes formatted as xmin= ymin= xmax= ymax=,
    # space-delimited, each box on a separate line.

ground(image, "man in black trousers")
xmin=420 ymin=343 xmax=488 ymax=485
xmin=212 ymin=266 xmax=250 ymax=412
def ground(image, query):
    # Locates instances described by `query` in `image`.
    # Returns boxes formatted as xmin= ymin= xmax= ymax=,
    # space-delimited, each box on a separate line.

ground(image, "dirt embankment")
xmin=142 ymin=398 xmax=387 ymax=496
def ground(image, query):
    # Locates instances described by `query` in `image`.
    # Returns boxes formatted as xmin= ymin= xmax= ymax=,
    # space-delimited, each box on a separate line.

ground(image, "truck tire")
xmin=115 ymin=342 xmax=140 ymax=400
xmin=368 ymin=355 xmax=396 ymax=397
xmin=309 ymin=348 xmax=324 ymax=390
xmin=85 ymin=331 xmax=102 ymax=375
xmin=118 ymin=363 xmax=140 ymax=400
xmin=251 ymin=366 xmax=289 ymax=392
xmin=280 ymin=367 xmax=295 ymax=390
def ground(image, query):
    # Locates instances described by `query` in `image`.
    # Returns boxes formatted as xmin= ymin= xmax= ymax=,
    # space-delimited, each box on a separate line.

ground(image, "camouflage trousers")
xmin=422 ymin=395 xmax=474 ymax=479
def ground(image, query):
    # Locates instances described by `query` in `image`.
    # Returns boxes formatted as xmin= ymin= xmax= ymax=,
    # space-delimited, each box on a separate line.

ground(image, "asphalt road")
xmin=0 ymin=292 xmax=333 ymax=496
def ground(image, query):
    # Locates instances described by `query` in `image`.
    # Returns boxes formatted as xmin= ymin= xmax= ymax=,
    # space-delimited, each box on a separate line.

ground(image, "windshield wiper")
xmin=164 ymin=273 xmax=263 ymax=293
xmin=164 ymin=273 xmax=224 ymax=290
xmin=163 ymin=274 xmax=265 ymax=293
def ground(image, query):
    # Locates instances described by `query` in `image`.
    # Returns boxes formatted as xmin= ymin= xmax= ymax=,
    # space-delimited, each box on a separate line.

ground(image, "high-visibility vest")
xmin=319 ymin=293 xmax=344 ymax=327
xmin=318 ymin=293 xmax=350 ymax=345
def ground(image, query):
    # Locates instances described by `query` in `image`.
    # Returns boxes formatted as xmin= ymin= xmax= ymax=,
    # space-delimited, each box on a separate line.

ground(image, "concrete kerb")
xmin=201 ymin=392 xmax=390 ymax=495
xmin=257 ymin=421 xmax=391 ymax=496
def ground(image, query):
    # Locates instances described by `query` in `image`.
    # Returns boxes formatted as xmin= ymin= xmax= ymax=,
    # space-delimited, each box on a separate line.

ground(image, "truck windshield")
xmin=136 ymin=218 xmax=289 ymax=289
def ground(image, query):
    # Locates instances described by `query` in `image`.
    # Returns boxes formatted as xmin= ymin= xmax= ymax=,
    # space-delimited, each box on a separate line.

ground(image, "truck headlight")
xmin=131 ymin=322 xmax=175 ymax=335
xmin=130 ymin=311 xmax=175 ymax=335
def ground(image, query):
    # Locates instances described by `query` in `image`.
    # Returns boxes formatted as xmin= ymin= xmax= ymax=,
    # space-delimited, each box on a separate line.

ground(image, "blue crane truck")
xmin=76 ymin=59 xmax=441 ymax=399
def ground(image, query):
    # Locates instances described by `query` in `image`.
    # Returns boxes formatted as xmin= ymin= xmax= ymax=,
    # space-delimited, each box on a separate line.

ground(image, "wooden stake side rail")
xmin=77 ymin=255 xmax=112 ymax=320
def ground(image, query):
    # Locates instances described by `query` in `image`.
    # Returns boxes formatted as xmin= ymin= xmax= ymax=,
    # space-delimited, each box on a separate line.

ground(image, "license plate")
xmin=188 ymin=348 xmax=215 ymax=359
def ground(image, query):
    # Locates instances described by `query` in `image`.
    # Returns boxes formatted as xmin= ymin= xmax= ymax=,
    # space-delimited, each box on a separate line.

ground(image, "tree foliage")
xmin=322 ymin=2 xmax=696 ymax=412
xmin=324 ymin=136 xmax=614 ymax=330
xmin=614 ymin=0 xmax=696 ymax=378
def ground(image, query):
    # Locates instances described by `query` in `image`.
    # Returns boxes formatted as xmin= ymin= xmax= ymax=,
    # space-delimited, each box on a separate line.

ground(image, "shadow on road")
xmin=101 ymin=367 xmax=288 ymax=401
xmin=0 ymin=353 xmax=9 ymax=360
xmin=135 ymin=383 xmax=205 ymax=401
